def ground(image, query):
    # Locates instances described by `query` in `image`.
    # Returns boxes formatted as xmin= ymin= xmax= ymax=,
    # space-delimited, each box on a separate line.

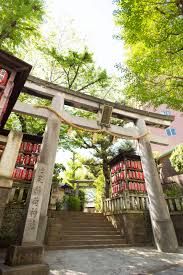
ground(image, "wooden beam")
xmin=24 ymin=80 xmax=57 ymax=98
xmin=23 ymin=77 xmax=174 ymax=128
xmin=62 ymin=110 xmax=139 ymax=139
xmin=112 ymin=108 xmax=172 ymax=128
xmin=13 ymin=101 xmax=48 ymax=119
xmin=0 ymin=135 xmax=7 ymax=144
xmin=150 ymin=134 xmax=169 ymax=146
xmin=13 ymin=102 xmax=169 ymax=146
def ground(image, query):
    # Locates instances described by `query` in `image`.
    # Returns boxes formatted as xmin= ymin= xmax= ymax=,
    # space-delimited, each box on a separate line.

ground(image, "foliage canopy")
xmin=115 ymin=0 xmax=183 ymax=110
xmin=170 ymin=144 xmax=183 ymax=173
xmin=0 ymin=0 xmax=45 ymax=52
xmin=41 ymin=47 xmax=109 ymax=93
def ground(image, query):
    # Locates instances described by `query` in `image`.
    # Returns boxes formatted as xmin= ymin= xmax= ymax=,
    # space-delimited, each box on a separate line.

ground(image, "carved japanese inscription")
xmin=22 ymin=163 xmax=46 ymax=243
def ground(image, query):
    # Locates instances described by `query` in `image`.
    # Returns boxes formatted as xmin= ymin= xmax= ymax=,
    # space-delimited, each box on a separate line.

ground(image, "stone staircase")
xmin=45 ymin=211 xmax=127 ymax=249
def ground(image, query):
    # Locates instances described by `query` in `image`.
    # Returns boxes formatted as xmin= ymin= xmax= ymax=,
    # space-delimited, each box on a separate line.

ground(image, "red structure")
xmin=0 ymin=127 xmax=42 ymax=187
xmin=0 ymin=49 xmax=32 ymax=128
xmin=13 ymin=141 xmax=41 ymax=182
xmin=110 ymin=154 xmax=146 ymax=196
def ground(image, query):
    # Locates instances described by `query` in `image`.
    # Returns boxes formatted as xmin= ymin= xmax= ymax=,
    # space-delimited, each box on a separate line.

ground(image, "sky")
xmin=45 ymin=0 xmax=126 ymax=74
xmin=43 ymin=0 xmax=126 ymax=165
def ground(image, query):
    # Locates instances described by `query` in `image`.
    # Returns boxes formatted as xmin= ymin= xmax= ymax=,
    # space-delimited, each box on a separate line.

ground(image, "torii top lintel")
xmin=23 ymin=75 xmax=174 ymax=129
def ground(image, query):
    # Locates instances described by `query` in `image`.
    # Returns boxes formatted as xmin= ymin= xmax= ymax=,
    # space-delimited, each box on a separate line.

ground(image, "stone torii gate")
xmin=0 ymin=52 xmax=178 ymax=273
xmin=13 ymin=76 xmax=178 ymax=252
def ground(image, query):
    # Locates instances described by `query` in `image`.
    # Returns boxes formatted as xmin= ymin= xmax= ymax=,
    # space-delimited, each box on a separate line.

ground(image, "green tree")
xmin=78 ymin=190 xmax=85 ymax=211
xmin=94 ymin=172 xmax=105 ymax=212
xmin=39 ymin=47 xmax=109 ymax=95
xmin=63 ymin=152 xmax=88 ymax=184
xmin=170 ymin=144 xmax=183 ymax=173
xmin=52 ymin=163 xmax=66 ymax=187
xmin=115 ymin=0 xmax=183 ymax=110
xmin=61 ymin=129 xmax=135 ymax=198
xmin=0 ymin=0 xmax=45 ymax=52
xmin=5 ymin=93 xmax=49 ymax=134
xmin=26 ymin=38 xmax=123 ymax=101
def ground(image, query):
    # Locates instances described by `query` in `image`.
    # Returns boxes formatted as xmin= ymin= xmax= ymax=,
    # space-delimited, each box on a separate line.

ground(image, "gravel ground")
xmin=45 ymin=247 xmax=183 ymax=275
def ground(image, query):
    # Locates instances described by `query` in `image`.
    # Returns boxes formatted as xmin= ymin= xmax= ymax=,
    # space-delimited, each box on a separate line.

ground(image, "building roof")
xmin=0 ymin=50 xmax=32 ymax=127
xmin=109 ymin=153 xmax=140 ymax=167
xmin=157 ymin=145 xmax=182 ymax=161
xmin=0 ymin=128 xmax=43 ymax=143
xmin=60 ymin=184 xmax=73 ymax=189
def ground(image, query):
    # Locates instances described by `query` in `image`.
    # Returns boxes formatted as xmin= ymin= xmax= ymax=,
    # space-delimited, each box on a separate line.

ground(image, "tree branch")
xmin=62 ymin=67 xmax=71 ymax=87
xmin=76 ymin=77 xmax=103 ymax=92
xmin=167 ymin=47 xmax=183 ymax=54
xmin=69 ymin=64 xmax=81 ymax=89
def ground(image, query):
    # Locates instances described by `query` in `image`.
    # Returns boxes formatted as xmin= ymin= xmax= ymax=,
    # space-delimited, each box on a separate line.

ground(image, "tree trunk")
xmin=102 ymin=158 xmax=110 ymax=198
xmin=16 ymin=114 xmax=27 ymax=132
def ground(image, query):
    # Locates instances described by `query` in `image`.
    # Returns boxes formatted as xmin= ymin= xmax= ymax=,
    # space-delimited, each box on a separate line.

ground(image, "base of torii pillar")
xmin=0 ymin=159 xmax=49 ymax=274
xmin=0 ymin=244 xmax=49 ymax=275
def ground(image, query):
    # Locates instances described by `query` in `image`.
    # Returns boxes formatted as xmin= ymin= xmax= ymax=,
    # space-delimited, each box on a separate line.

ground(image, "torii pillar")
xmin=0 ymin=131 xmax=23 ymax=227
xmin=36 ymin=94 xmax=64 ymax=243
xmin=21 ymin=94 xmax=64 ymax=245
xmin=136 ymin=119 xmax=178 ymax=252
xmin=1 ymin=95 xmax=63 ymax=274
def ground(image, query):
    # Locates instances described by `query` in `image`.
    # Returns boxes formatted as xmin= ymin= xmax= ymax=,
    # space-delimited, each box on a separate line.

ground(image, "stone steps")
xmin=47 ymin=239 xmax=125 ymax=245
xmin=48 ymin=227 xmax=117 ymax=233
xmin=49 ymin=234 xmax=122 ymax=241
xmin=61 ymin=230 xmax=120 ymax=235
xmin=46 ymin=212 xmax=126 ymax=249
xmin=47 ymin=231 xmax=121 ymax=239
xmin=48 ymin=218 xmax=110 ymax=224
xmin=48 ymin=223 xmax=116 ymax=229
xmin=48 ymin=224 xmax=115 ymax=229
xmin=46 ymin=243 xmax=129 ymax=250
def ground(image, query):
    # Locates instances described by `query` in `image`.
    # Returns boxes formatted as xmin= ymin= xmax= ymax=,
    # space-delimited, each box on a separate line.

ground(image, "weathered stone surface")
xmin=0 ymin=205 xmax=26 ymax=247
xmin=37 ymin=95 xmax=64 ymax=243
xmin=106 ymin=211 xmax=153 ymax=245
xmin=0 ymin=131 xmax=23 ymax=189
xmin=5 ymin=245 xmax=44 ymax=266
xmin=44 ymin=247 xmax=183 ymax=275
xmin=0 ymin=131 xmax=23 ymax=228
xmin=170 ymin=213 xmax=183 ymax=246
xmin=22 ymin=163 xmax=47 ymax=244
xmin=0 ymin=189 xmax=9 ymax=228
xmin=0 ymin=263 xmax=49 ymax=275
xmin=105 ymin=211 xmax=183 ymax=247
xmin=136 ymin=118 xmax=178 ymax=252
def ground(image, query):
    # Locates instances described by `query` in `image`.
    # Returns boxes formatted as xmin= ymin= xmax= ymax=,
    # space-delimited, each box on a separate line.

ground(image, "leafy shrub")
xmin=67 ymin=195 xmax=81 ymax=211
xmin=94 ymin=173 xmax=105 ymax=212
xmin=55 ymin=200 xmax=63 ymax=211
xmin=0 ymin=230 xmax=16 ymax=241
xmin=170 ymin=144 xmax=183 ymax=173
xmin=163 ymin=184 xmax=183 ymax=197
xmin=78 ymin=190 xmax=85 ymax=211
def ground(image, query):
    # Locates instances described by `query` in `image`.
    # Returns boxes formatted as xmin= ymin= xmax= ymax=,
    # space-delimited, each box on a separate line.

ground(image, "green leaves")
xmin=170 ymin=144 xmax=183 ymax=173
xmin=52 ymin=163 xmax=65 ymax=185
xmin=41 ymin=47 xmax=109 ymax=93
xmin=115 ymin=0 xmax=183 ymax=110
xmin=0 ymin=0 xmax=45 ymax=52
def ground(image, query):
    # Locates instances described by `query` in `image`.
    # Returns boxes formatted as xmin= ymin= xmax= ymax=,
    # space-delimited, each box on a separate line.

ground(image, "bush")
xmin=55 ymin=200 xmax=63 ymax=211
xmin=0 ymin=230 xmax=16 ymax=241
xmin=67 ymin=195 xmax=81 ymax=211
xmin=163 ymin=184 xmax=183 ymax=197
xmin=78 ymin=190 xmax=85 ymax=211
xmin=170 ymin=144 xmax=183 ymax=173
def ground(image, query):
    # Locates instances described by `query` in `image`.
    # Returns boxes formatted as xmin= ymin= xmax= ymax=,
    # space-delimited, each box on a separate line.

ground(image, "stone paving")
xmin=1 ymin=247 xmax=183 ymax=274
xmin=45 ymin=247 xmax=183 ymax=275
